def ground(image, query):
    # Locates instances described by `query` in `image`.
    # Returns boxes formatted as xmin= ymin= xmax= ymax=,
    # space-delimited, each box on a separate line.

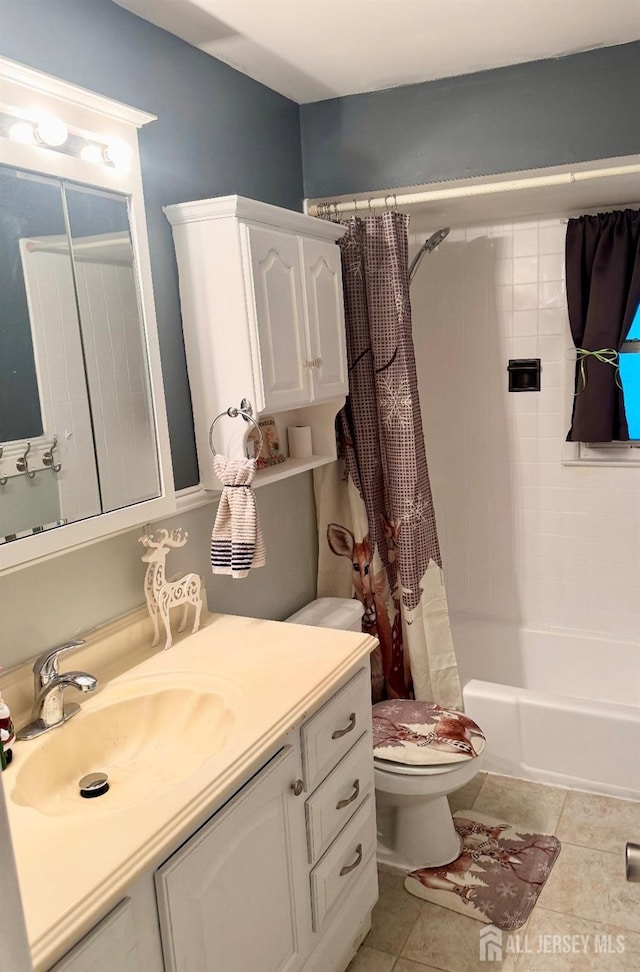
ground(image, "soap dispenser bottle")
xmin=0 ymin=688 xmax=15 ymax=769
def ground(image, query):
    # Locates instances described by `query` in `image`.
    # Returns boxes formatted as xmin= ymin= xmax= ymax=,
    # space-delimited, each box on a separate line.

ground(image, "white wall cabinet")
xmin=300 ymin=237 xmax=349 ymax=404
xmin=164 ymin=195 xmax=348 ymax=490
xmin=245 ymin=225 xmax=310 ymax=412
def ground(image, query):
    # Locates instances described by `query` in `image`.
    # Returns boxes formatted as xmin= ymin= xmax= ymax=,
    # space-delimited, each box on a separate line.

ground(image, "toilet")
xmin=286 ymin=597 xmax=485 ymax=871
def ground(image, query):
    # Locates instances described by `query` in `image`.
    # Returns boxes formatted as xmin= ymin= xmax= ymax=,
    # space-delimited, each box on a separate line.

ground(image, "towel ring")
xmin=208 ymin=402 xmax=264 ymax=459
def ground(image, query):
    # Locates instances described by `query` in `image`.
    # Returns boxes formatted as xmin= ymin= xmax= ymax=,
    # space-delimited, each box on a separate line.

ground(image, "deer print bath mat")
xmin=404 ymin=810 xmax=561 ymax=929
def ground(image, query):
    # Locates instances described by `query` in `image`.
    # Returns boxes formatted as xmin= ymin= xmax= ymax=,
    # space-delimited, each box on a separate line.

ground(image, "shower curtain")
xmin=315 ymin=211 xmax=462 ymax=707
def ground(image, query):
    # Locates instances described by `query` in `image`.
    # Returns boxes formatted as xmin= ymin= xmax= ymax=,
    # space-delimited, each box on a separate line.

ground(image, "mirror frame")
xmin=0 ymin=56 xmax=175 ymax=572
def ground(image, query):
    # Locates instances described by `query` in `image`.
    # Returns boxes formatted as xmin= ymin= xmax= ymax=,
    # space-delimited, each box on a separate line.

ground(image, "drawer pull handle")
xmin=291 ymin=779 xmax=304 ymax=796
xmin=336 ymin=779 xmax=360 ymax=810
xmin=339 ymin=843 xmax=363 ymax=877
xmin=331 ymin=712 xmax=356 ymax=739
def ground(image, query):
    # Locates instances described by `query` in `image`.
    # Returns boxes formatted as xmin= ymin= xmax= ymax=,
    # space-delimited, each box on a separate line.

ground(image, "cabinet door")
xmin=247 ymin=225 xmax=311 ymax=411
xmin=156 ymin=746 xmax=311 ymax=972
xmin=50 ymin=900 xmax=138 ymax=972
xmin=301 ymin=238 xmax=348 ymax=403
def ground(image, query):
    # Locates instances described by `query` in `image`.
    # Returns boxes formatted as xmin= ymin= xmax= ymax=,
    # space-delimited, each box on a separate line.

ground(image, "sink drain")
xmin=79 ymin=772 xmax=109 ymax=799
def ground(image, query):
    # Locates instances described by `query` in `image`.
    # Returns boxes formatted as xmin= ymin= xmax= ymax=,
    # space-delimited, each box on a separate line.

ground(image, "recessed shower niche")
xmin=507 ymin=358 xmax=542 ymax=392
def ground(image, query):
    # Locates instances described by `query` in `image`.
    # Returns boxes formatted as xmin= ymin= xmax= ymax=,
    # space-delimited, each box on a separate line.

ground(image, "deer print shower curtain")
xmin=315 ymin=211 xmax=462 ymax=707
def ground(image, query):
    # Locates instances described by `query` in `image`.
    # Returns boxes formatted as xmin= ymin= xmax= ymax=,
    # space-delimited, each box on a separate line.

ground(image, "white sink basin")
xmin=11 ymin=673 xmax=242 ymax=816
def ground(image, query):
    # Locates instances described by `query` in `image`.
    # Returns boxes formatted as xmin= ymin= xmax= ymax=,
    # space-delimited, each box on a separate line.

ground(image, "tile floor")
xmin=348 ymin=774 xmax=640 ymax=971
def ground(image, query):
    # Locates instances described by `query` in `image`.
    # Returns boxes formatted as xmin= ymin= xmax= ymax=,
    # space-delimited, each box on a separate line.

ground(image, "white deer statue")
xmin=139 ymin=528 xmax=203 ymax=650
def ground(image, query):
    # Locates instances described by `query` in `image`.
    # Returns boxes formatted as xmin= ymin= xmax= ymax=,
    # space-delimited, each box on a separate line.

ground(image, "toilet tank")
xmin=286 ymin=597 xmax=363 ymax=632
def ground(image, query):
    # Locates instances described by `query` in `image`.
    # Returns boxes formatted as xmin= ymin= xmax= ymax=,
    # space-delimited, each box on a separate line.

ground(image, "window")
xmin=618 ymin=303 xmax=640 ymax=438
xmin=564 ymin=209 xmax=640 ymax=456
xmin=569 ymin=303 xmax=640 ymax=464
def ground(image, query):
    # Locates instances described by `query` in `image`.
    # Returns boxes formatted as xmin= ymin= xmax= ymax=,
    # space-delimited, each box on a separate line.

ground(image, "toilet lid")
xmin=371 ymin=700 xmax=485 ymax=766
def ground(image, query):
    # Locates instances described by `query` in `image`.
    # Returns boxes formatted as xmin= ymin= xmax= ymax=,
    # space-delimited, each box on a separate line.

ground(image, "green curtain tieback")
xmin=574 ymin=348 xmax=622 ymax=394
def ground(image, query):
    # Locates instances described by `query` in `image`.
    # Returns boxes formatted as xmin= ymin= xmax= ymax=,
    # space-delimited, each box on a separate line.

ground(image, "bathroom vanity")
xmin=1 ymin=611 xmax=378 ymax=972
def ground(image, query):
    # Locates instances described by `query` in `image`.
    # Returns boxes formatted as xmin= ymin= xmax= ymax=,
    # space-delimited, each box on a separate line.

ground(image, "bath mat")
xmin=404 ymin=810 xmax=561 ymax=930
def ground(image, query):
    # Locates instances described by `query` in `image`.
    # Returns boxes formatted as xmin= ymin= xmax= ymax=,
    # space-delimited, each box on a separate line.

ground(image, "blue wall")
xmin=300 ymin=42 xmax=640 ymax=199
xmin=0 ymin=0 xmax=304 ymax=489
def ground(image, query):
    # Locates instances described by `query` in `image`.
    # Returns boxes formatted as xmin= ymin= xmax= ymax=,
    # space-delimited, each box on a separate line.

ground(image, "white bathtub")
xmin=452 ymin=616 xmax=640 ymax=800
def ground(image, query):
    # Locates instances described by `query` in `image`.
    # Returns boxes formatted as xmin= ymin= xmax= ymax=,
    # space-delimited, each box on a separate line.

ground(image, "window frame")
xmin=563 ymin=338 xmax=640 ymax=466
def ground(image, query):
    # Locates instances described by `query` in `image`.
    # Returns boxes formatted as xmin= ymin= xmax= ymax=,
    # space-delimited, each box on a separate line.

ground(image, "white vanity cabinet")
xmin=47 ymin=873 xmax=166 ymax=972
xmin=155 ymin=665 xmax=377 ymax=972
xmin=156 ymin=744 xmax=311 ymax=972
xmin=49 ymin=900 xmax=139 ymax=972
xmin=163 ymin=195 xmax=348 ymax=490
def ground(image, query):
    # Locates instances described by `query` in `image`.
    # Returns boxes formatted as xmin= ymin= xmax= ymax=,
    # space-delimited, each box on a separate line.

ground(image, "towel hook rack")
xmin=208 ymin=399 xmax=264 ymax=459
xmin=42 ymin=435 xmax=62 ymax=473
xmin=16 ymin=441 xmax=36 ymax=479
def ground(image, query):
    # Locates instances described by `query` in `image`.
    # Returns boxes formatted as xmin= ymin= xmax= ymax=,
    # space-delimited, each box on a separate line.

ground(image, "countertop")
xmin=2 ymin=610 xmax=376 ymax=971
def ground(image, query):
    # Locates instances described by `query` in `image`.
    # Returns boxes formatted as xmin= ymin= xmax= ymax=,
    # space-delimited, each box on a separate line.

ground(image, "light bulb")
xmin=104 ymin=139 xmax=133 ymax=170
xmin=35 ymin=115 xmax=68 ymax=147
xmin=80 ymin=143 xmax=104 ymax=165
xmin=8 ymin=121 xmax=36 ymax=145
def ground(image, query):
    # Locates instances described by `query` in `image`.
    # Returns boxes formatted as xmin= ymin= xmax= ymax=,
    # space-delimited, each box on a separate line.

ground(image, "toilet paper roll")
xmin=287 ymin=426 xmax=313 ymax=459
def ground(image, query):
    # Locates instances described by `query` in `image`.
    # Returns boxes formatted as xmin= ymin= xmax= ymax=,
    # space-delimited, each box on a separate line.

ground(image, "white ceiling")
xmin=114 ymin=0 xmax=640 ymax=103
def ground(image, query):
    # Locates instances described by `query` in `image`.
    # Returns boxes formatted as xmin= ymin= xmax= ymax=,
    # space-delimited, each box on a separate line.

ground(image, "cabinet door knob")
xmin=339 ymin=843 xmax=363 ymax=877
xmin=313 ymin=357 xmax=323 ymax=368
xmin=291 ymin=779 xmax=304 ymax=796
xmin=331 ymin=712 xmax=356 ymax=739
xmin=336 ymin=779 xmax=360 ymax=810
xmin=304 ymin=359 xmax=315 ymax=369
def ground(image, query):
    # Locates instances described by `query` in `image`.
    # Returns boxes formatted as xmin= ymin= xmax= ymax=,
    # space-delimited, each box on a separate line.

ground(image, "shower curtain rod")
xmin=307 ymin=163 xmax=640 ymax=217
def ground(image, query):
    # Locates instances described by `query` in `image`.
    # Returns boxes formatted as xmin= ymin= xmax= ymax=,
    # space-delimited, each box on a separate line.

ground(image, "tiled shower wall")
xmin=411 ymin=217 xmax=640 ymax=641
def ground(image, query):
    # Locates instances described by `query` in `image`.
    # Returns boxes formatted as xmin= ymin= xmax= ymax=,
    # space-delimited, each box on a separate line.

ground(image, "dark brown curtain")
xmin=566 ymin=209 xmax=640 ymax=441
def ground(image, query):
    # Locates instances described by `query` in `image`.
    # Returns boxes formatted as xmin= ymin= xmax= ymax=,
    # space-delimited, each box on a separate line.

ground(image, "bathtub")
xmin=451 ymin=616 xmax=640 ymax=801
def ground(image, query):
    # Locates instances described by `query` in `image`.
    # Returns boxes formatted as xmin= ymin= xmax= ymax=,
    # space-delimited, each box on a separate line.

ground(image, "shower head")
xmin=424 ymin=227 xmax=450 ymax=253
xmin=409 ymin=226 xmax=450 ymax=284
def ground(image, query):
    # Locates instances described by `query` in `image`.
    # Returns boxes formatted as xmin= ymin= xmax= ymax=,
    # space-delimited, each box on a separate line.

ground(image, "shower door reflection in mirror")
xmin=0 ymin=164 xmax=160 ymax=543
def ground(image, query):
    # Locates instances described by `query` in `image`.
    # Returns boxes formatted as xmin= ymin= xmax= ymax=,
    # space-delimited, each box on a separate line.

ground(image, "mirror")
xmin=0 ymin=165 xmax=160 ymax=543
xmin=0 ymin=56 xmax=175 ymax=572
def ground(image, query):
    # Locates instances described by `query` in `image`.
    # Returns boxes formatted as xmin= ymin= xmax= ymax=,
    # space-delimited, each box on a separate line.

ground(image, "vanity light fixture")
xmin=2 ymin=109 xmax=131 ymax=169
xmin=8 ymin=120 xmax=36 ymax=144
xmin=80 ymin=139 xmax=133 ymax=171
xmin=79 ymin=142 xmax=105 ymax=165
xmin=35 ymin=114 xmax=68 ymax=147
xmin=103 ymin=139 xmax=133 ymax=171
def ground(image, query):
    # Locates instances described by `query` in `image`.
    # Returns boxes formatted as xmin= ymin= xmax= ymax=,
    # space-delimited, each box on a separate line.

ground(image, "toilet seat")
xmin=374 ymin=755 xmax=464 ymax=776
xmin=372 ymin=700 xmax=485 ymax=769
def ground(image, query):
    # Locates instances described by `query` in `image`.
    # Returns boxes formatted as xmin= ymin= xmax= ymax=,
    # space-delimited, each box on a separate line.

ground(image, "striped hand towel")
xmin=210 ymin=455 xmax=265 ymax=578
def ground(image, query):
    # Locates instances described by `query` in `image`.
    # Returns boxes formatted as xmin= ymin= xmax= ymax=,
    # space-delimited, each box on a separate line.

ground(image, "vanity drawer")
xmin=305 ymin=730 xmax=374 ymax=864
xmin=301 ymin=667 xmax=371 ymax=791
xmin=309 ymin=793 xmax=377 ymax=932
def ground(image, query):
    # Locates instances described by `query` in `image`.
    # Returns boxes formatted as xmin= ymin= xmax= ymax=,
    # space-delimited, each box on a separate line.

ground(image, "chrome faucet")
xmin=16 ymin=640 xmax=98 ymax=740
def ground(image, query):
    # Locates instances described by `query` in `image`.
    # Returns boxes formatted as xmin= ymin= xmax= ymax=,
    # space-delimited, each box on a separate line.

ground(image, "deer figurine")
xmin=139 ymin=528 xmax=203 ymax=650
